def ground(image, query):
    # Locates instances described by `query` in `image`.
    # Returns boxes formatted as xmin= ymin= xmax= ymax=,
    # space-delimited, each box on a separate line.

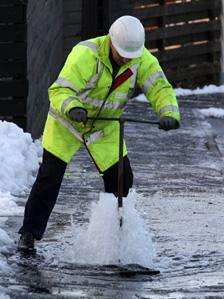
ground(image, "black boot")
xmin=17 ymin=232 xmax=36 ymax=253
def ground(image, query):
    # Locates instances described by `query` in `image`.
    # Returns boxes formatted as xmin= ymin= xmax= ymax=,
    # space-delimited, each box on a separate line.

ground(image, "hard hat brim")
xmin=113 ymin=43 xmax=144 ymax=59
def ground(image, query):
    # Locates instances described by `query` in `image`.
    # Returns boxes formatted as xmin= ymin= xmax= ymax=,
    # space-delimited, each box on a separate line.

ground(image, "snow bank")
xmin=134 ymin=84 xmax=224 ymax=102
xmin=0 ymin=192 xmax=20 ymax=275
xmin=175 ymin=84 xmax=224 ymax=96
xmin=197 ymin=107 xmax=224 ymax=119
xmin=0 ymin=227 xmax=13 ymax=274
xmin=0 ymin=120 xmax=42 ymax=275
xmin=0 ymin=120 xmax=42 ymax=195
xmin=0 ymin=287 xmax=10 ymax=299
xmin=0 ymin=191 xmax=23 ymax=217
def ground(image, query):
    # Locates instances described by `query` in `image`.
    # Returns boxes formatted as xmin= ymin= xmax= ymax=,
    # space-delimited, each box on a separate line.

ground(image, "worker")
xmin=18 ymin=15 xmax=180 ymax=252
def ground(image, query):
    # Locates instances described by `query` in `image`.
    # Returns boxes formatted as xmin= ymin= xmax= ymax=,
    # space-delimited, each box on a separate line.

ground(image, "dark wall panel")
xmin=0 ymin=0 xmax=27 ymax=129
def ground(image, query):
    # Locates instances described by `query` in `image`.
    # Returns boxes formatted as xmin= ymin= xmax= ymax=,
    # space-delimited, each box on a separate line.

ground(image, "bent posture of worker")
xmin=18 ymin=16 xmax=180 ymax=252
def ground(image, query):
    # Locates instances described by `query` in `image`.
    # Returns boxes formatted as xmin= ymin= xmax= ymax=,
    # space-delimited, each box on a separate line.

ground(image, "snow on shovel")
xmin=87 ymin=117 xmax=159 ymax=228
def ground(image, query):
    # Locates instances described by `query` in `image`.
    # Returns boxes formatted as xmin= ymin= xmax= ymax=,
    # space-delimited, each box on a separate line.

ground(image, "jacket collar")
xmin=97 ymin=35 xmax=140 ymax=76
xmin=97 ymin=35 xmax=112 ymax=71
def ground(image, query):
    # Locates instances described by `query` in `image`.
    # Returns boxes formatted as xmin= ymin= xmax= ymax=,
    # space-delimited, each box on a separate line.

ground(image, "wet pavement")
xmin=2 ymin=93 xmax=224 ymax=298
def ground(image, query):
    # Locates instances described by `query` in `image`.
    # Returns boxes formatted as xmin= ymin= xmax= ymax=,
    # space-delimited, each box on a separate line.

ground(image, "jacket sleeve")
xmin=137 ymin=49 xmax=180 ymax=121
xmin=48 ymin=45 xmax=97 ymax=116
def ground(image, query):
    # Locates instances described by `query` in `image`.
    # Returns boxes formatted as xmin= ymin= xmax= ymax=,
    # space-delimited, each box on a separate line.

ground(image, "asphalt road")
xmin=3 ymin=94 xmax=224 ymax=299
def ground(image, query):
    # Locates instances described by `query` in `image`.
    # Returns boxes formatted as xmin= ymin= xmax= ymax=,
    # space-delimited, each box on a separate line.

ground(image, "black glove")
xmin=69 ymin=108 xmax=87 ymax=123
xmin=159 ymin=116 xmax=179 ymax=131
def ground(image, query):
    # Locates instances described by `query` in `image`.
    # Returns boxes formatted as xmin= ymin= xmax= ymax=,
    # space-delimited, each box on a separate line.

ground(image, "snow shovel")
xmin=87 ymin=116 xmax=159 ymax=227
xmin=87 ymin=116 xmax=160 ymax=276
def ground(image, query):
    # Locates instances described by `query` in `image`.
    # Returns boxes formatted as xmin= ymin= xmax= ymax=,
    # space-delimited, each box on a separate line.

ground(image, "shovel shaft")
xmin=118 ymin=119 xmax=124 ymax=208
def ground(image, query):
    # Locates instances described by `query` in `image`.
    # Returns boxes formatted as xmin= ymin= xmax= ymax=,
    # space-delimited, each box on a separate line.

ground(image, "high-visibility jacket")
xmin=42 ymin=35 xmax=180 ymax=172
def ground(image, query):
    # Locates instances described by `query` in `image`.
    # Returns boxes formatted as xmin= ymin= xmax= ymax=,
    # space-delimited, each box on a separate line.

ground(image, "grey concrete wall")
xmin=27 ymin=0 xmax=63 ymax=139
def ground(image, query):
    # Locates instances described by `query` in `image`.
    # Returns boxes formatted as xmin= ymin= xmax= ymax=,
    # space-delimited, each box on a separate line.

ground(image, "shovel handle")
xmin=87 ymin=116 xmax=159 ymax=125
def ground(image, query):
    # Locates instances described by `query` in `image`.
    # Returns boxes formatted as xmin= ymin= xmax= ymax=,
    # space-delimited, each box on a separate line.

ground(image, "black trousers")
xmin=19 ymin=149 xmax=133 ymax=240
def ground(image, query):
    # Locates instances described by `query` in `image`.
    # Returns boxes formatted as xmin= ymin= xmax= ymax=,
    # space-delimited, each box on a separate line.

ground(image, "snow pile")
xmin=0 ymin=120 xmax=42 ymax=276
xmin=0 ymin=287 xmax=10 ymax=299
xmin=60 ymin=190 xmax=155 ymax=268
xmin=0 ymin=227 xmax=13 ymax=274
xmin=134 ymin=84 xmax=224 ymax=102
xmin=197 ymin=107 xmax=224 ymax=119
xmin=0 ymin=120 xmax=42 ymax=195
xmin=175 ymin=84 xmax=224 ymax=96
xmin=0 ymin=191 xmax=23 ymax=216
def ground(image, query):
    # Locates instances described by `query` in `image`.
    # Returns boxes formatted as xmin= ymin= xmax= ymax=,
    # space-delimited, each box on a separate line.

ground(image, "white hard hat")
xmin=109 ymin=15 xmax=145 ymax=59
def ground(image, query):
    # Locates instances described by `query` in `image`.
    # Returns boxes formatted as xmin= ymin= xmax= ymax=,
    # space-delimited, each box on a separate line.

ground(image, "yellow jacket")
xmin=42 ymin=35 xmax=180 ymax=172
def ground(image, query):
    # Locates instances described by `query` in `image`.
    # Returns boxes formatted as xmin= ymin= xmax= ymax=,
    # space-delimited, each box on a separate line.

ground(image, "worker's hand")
xmin=159 ymin=116 xmax=179 ymax=131
xmin=69 ymin=108 xmax=87 ymax=123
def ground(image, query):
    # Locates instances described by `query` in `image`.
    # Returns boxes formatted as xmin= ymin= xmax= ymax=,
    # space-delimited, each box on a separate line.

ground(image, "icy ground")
xmin=1 ymin=92 xmax=224 ymax=298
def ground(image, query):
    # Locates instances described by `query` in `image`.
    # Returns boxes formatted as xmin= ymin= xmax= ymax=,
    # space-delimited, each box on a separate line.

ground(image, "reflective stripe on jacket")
xmin=42 ymin=35 xmax=180 ymax=172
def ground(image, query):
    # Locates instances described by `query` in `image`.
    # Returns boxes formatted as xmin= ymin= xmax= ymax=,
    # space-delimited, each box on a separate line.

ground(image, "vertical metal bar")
xmin=118 ymin=118 xmax=124 ymax=208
